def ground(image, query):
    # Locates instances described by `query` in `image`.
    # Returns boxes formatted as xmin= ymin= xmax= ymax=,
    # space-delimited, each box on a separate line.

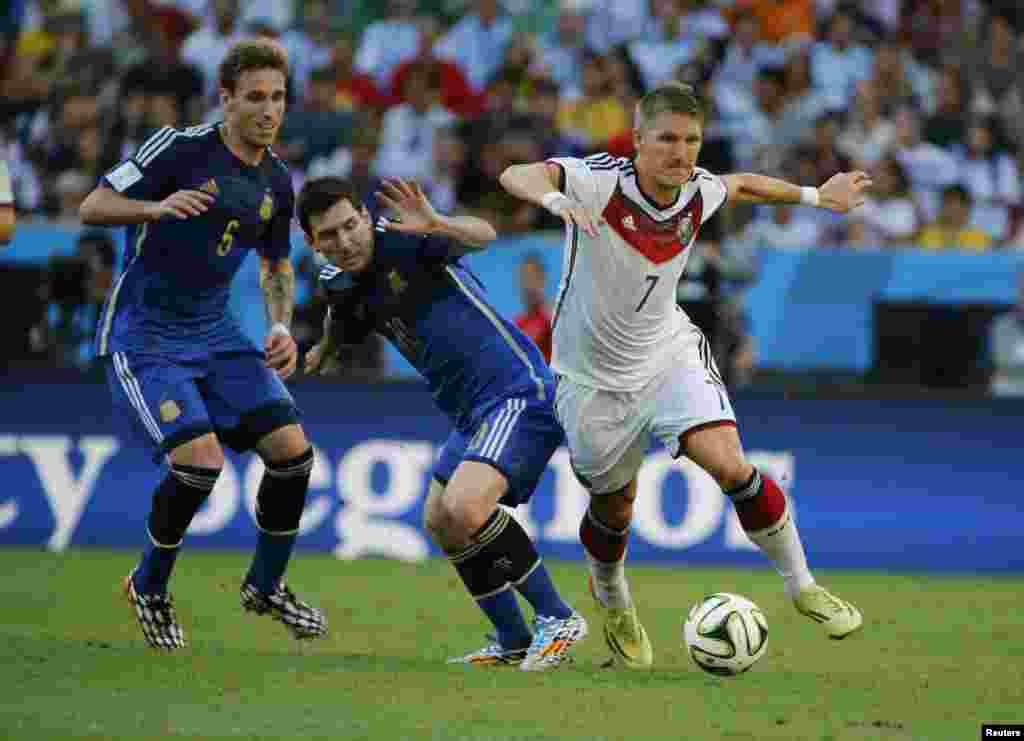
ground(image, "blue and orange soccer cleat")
xmin=447 ymin=636 xmax=529 ymax=666
xmin=519 ymin=612 xmax=588 ymax=672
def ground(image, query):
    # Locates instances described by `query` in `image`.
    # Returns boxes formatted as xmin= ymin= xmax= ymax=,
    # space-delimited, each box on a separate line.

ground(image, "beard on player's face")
xmin=310 ymin=202 xmax=375 ymax=272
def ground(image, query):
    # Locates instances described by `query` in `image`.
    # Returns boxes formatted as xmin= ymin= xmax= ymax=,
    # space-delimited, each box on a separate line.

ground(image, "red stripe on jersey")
xmin=603 ymin=186 xmax=703 ymax=265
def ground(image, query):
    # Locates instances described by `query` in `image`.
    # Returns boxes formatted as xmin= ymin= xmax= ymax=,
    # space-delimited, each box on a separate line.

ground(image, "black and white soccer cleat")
xmin=240 ymin=581 xmax=328 ymax=640
xmin=123 ymin=571 xmax=187 ymax=650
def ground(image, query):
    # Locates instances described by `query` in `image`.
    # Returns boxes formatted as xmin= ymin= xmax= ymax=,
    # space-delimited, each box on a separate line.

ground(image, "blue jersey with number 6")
xmin=96 ymin=123 xmax=295 ymax=361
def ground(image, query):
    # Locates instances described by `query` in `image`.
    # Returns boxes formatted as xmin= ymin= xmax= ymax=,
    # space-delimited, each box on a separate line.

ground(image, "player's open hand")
xmin=265 ymin=331 xmax=297 ymax=379
xmin=375 ymin=179 xmax=441 ymax=234
xmin=544 ymin=193 xmax=601 ymax=238
xmin=150 ymin=189 xmax=215 ymax=221
xmin=818 ymin=171 xmax=872 ymax=213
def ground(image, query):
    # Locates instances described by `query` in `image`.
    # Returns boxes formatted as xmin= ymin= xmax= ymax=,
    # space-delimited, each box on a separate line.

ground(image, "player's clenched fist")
xmin=542 ymin=192 xmax=601 ymax=238
xmin=148 ymin=189 xmax=215 ymax=221
xmin=265 ymin=330 xmax=298 ymax=379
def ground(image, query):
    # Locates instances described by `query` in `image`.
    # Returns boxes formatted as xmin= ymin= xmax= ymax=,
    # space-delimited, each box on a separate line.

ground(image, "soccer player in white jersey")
xmin=500 ymin=82 xmax=871 ymax=668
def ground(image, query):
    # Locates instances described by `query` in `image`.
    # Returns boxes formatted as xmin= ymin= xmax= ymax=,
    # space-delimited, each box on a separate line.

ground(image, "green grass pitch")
xmin=3 ymin=549 xmax=1022 ymax=740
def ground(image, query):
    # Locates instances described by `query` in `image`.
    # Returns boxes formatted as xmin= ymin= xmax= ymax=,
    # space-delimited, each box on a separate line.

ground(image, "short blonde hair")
xmin=635 ymin=81 xmax=706 ymax=130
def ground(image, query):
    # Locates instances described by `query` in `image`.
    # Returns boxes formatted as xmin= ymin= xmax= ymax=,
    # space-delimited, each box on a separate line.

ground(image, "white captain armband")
xmin=106 ymin=161 xmax=143 ymax=193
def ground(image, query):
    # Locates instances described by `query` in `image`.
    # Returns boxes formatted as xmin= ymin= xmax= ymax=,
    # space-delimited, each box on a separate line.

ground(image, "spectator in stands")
xmin=811 ymin=10 xmax=873 ymax=110
xmin=328 ymin=32 xmax=391 ymax=114
xmin=837 ymin=79 xmax=895 ymax=169
xmin=514 ymin=252 xmax=552 ymax=363
xmin=868 ymin=40 xmax=928 ymax=116
xmin=722 ymin=65 xmax=790 ymax=173
xmin=988 ymin=271 xmax=1024 ymax=397
xmin=955 ymin=116 xmax=1021 ymax=244
xmin=354 ymin=0 xmax=423 ymax=89
xmin=533 ymin=1 xmax=588 ymax=98
xmin=32 ymin=229 xmax=115 ymax=369
xmin=891 ymin=105 xmax=958 ymax=222
xmin=779 ymin=48 xmax=831 ymax=144
xmin=923 ymin=64 xmax=966 ymax=149
xmin=918 ymin=184 xmax=992 ymax=252
xmin=736 ymin=203 xmax=819 ymax=251
xmin=276 ymin=65 xmax=355 ymax=171
xmin=181 ymin=0 xmax=245 ymax=105
xmin=845 ymin=155 xmax=919 ymax=247
xmin=432 ymin=0 xmax=513 ymax=95
xmin=118 ymin=11 xmax=203 ymax=127
xmin=966 ymin=10 xmax=1023 ymax=150
xmin=278 ymin=0 xmax=333 ymax=103
xmin=723 ymin=0 xmax=816 ymax=46
xmin=714 ymin=11 xmax=780 ymax=95
xmin=626 ymin=0 xmax=704 ymax=94
xmin=556 ymin=51 xmax=630 ymax=152
xmin=390 ymin=16 xmax=485 ymax=118
xmin=307 ymin=125 xmax=383 ymax=206
xmin=422 ymin=125 xmax=466 ymax=216
xmin=807 ymin=112 xmax=852 ymax=185
xmin=373 ymin=60 xmax=455 ymax=182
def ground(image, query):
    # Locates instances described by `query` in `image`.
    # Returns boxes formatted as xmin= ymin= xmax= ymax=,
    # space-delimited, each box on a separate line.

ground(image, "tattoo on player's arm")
xmin=260 ymin=258 xmax=295 ymax=328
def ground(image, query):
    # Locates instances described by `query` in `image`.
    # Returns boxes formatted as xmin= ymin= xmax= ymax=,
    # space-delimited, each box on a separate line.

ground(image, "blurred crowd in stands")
xmin=3 ymin=0 xmax=1024 ymax=385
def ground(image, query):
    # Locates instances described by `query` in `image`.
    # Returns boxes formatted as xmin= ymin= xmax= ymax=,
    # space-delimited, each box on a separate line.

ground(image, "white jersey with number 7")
xmin=546 ymin=152 xmax=729 ymax=392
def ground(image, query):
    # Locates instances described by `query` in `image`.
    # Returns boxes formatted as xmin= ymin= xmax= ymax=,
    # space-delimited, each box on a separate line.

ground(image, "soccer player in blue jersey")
xmin=299 ymin=176 xmax=587 ymax=671
xmin=79 ymin=40 xmax=326 ymax=650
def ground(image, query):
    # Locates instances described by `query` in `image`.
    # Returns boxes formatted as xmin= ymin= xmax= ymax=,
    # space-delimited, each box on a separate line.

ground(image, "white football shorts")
xmin=554 ymin=331 xmax=736 ymax=494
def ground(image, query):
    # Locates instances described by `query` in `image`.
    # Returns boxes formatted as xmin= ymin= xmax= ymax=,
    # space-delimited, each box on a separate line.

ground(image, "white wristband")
xmin=799 ymin=186 xmax=820 ymax=207
xmin=268 ymin=322 xmax=291 ymax=338
xmin=540 ymin=191 xmax=571 ymax=215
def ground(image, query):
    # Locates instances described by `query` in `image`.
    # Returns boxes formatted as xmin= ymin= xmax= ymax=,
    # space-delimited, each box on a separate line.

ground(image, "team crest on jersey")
xmin=159 ymin=399 xmax=181 ymax=423
xmin=199 ymin=178 xmax=219 ymax=196
xmin=677 ymin=213 xmax=695 ymax=245
xmin=388 ymin=269 xmax=408 ymax=295
xmin=260 ymin=192 xmax=274 ymax=222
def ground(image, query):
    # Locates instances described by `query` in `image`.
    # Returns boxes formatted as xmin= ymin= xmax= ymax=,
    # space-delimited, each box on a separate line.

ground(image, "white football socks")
xmin=586 ymin=550 xmax=633 ymax=609
xmin=746 ymin=504 xmax=816 ymax=599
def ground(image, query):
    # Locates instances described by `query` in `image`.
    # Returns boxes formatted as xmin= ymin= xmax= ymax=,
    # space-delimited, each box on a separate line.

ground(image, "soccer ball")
xmin=683 ymin=593 xmax=768 ymax=676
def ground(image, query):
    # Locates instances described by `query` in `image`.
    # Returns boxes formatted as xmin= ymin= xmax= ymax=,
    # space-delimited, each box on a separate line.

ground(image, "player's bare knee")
xmin=257 ymin=423 xmax=309 ymax=464
xmin=170 ymin=433 xmax=225 ymax=470
xmin=443 ymin=492 xmax=493 ymax=540
xmin=706 ymin=457 xmax=754 ymax=492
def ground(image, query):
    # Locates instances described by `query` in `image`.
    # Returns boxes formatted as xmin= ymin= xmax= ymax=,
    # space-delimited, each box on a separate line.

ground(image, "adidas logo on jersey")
xmin=622 ymin=215 xmax=637 ymax=231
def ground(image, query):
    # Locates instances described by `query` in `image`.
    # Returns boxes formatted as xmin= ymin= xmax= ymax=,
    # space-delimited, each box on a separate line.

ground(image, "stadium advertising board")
xmin=1 ymin=383 xmax=1021 ymax=572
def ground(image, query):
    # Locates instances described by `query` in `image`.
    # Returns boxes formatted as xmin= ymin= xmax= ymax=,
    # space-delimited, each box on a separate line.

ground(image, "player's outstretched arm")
xmin=722 ymin=171 xmax=872 ymax=213
xmin=376 ymin=178 xmax=497 ymax=250
xmin=80 ymin=185 xmax=214 ymax=225
xmin=499 ymin=162 xmax=600 ymax=237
